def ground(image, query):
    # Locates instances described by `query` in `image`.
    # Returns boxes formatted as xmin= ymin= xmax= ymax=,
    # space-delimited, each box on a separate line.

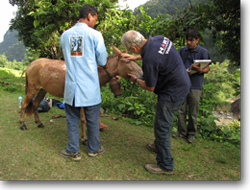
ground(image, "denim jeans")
xmin=65 ymin=103 xmax=101 ymax=153
xmin=154 ymin=99 xmax=184 ymax=171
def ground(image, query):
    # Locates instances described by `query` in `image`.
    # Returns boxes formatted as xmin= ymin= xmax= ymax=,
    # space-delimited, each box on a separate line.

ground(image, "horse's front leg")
xmin=32 ymin=89 xmax=47 ymax=128
xmin=80 ymin=107 xmax=87 ymax=145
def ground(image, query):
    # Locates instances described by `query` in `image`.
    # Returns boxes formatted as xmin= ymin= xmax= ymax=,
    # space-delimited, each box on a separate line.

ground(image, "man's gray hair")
xmin=121 ymin=30 xmax=145 ymax=50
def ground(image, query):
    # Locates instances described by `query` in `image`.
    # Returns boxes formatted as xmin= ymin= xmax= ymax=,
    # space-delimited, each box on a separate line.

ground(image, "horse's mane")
xmin=107 ymin=54 xmax=117 ymax=60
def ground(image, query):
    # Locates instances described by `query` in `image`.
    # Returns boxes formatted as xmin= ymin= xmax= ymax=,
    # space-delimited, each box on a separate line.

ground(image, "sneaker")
xmin=145 ymin=164 xmax=174 ymax=175
xmin=187 ymin=136 xmax=195 ymax=143
xmin=88 ymin=146 xmax=105 ymax=157
xmin=146 ymin=142 xmax=158 ymax=153
xmin=60 ymin=150 xmax=81 ymax=161
xmin=172 ymin=133 xmax=186 ymax=139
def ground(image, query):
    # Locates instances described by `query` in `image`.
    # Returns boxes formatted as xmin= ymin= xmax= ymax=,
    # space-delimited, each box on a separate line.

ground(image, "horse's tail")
xmin=25 ymin=73 xmax=33 ymax=117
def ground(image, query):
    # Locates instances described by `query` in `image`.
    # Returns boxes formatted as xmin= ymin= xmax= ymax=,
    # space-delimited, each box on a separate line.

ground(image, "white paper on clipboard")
xmin=189 ymin=59 xmax=211 ymax=74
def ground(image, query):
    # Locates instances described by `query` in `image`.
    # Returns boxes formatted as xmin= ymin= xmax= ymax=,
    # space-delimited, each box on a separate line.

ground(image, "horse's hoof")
xmin=20 ymin=124 xmax=27 ymax=130
xmin=82 ymin=139 xmax=88 ymax=145
xmin=38 ymin=123 xmax=45 ymax=128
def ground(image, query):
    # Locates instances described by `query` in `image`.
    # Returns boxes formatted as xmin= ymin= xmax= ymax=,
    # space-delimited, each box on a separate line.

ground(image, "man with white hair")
xmin=121 ymin=30 xmax=191 ymax=174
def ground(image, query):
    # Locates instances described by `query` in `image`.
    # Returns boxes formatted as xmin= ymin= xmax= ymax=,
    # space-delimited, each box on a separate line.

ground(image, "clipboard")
xmin=189 ymin=59 xmax=211 ymax=74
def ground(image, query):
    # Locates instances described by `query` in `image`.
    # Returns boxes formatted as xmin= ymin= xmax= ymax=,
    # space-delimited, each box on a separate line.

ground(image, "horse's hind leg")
xmin=32 ymin=88 xmax=47 ymax=128
xmin=80 ymin=107 xmax=88 ymax=145
xmin=19 ymin=94 xmax=36 ymax=130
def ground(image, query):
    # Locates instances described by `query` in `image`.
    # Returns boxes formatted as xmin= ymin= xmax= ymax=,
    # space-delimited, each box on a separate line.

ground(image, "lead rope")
xmin=103 ymin=68 xmax=114 ymax=81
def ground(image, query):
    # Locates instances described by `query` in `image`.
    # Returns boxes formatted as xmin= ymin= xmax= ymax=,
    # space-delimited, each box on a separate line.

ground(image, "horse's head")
xmin=112 ymin=45 xmax=143 ymax=80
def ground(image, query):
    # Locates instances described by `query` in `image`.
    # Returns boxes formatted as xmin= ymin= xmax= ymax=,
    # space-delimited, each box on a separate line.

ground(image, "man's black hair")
xmin=79 ymin=4 xmax=99 ymax=19
xmin=186 ymin=29 xmax=200 ymax=39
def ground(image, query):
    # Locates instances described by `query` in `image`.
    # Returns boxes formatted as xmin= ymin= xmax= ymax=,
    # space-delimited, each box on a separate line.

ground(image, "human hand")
xmin=128 ymin=73 xmax=137 ymax=82
xmin=187 ymin=70 xmax=191 ymax=76
xmin=115 ymin=75 xmax=120 ymax=81
xmin=190 ymin=63 xmax=202 ymax=72
xmin=121 ymin=53 xmax=139 ymax=61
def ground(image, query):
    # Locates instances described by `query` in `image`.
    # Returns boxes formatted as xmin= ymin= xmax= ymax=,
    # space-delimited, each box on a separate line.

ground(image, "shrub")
xmin=101 ymin=78 xmax=157 ymax=127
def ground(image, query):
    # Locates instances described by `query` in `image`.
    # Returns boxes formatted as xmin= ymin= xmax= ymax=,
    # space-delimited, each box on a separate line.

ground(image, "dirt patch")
xmin=213 ymin=111 xmax=236 ymax=126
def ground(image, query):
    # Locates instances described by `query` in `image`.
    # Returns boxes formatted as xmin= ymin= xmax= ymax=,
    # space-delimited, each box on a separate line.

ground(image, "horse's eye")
xmin=126 ymin=60 xmax=131 ymax=64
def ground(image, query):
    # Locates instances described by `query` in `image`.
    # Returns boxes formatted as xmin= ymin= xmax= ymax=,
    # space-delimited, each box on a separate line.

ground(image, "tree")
xmin=9 ymin=0 xmax=118 ymax=59
xmin=9 ymin=0 xmax=240 ymax=65
xmin=166 ymin=0 xmax=240 ymax=65
xmin=206 ymin=0 xmax=240 ymax=65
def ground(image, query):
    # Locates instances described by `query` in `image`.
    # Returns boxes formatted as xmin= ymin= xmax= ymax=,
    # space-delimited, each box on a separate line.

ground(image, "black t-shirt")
xmin=141 ymin=36 xmax=191 ymax=101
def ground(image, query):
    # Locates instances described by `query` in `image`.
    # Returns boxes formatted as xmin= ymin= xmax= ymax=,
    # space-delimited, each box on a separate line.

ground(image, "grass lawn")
xmin=0 ymin=88 xmax=241 ymax=181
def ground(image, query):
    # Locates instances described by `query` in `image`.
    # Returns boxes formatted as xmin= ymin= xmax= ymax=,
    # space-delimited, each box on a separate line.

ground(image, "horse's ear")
xmin=112 ymin=45 xmax=122 ymax=58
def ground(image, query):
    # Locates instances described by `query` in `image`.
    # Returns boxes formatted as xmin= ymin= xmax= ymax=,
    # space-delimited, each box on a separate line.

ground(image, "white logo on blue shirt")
xmin=158 ymin=37 xmax=172 ymax=55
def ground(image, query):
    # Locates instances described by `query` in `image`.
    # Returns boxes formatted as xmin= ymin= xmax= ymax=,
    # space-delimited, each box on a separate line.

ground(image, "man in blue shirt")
xmin=60 ymin=4 xmax=108 ymax=161
xmin=173 ymin=29 xmax=211 ymax=143
xmin=121 ymin=30 xmax=191 ymax=174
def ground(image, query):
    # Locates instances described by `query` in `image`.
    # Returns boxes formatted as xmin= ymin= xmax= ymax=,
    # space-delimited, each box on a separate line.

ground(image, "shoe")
xmin=187 ymin=136 xmax=195 ymax=143
xmin=172 ymin=133 xmax=186 ymax=139
xmin=88 ymin=146 xmax=105 ymax=157
xmin=145 ymin=164 xmax=174 ymax=175
xmin=146 ymin=142 xmax=158 ymax=153
xmin=60 ymin=150 xmax=81 ymax=161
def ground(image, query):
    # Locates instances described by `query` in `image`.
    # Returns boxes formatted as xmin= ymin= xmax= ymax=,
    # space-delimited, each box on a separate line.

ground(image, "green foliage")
xmin=0 ymin=30 xmax=28 ymax=62
xmin=10 ymin=0 xmax=119 ymax=59
xmin=202 ymin=29 xmax=227 ymax=63
xmin=4 ymin=42 xmax=28 ymax=62
xmin=209 ymin=120 xmax=240 ymax=146
xmin=177 ymin=0 xmax=240 ymax=65
xmin=7 ymin=0 xmax=241 ymax=146
xmin=101 ymin=77 xmax=157 ymax=127
xmin=0 ymin=54 xmax=9 ymax=67
xmin=207 ymin=0 xmax=240 ymax=65
xmin=24 ymin=47 xmax=40 ymax=66
xmin=140 ymin=0 xmax=240 ymax=65
xmin=193 ymin=60 xmax=241 ymax=145
xmin=139 ymin=0 xmax=209 ymax=19
xmin=0 ymin=68 xmax=25 ymax=93
xmin=0 ymin=68 xmax=16 ymax=78
xmin=9 ymin=0 xmax=240 ymax=65
xmin=0 ymin=54 xmax=25 ymax=71
xmin=204 ymin=60 xmax=240 ymax=104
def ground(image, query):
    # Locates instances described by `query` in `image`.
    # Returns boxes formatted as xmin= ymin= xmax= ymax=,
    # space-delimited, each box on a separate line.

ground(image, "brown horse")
xmin=19 ymin=46 xmax=143 ymax=143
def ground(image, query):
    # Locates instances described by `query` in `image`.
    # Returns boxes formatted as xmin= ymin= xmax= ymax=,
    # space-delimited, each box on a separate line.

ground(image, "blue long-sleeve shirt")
xmin=60 ymin=22 xmax=108 ymax=107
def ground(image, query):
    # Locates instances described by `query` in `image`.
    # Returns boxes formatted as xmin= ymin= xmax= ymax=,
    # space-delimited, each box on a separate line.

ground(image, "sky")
xmin=0 ymin=0 xmax=149 ymax=43
xmin=0 ymin=1 xmax=18 ymax=42
xmin=118 ymin=0 xmax=149 ymax=10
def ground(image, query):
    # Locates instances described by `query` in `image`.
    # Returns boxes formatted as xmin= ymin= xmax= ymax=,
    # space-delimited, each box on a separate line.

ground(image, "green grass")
xmin=0 ymin=67 xmax=23 ymax=77
xmin=0 ymin=89 xmax=240 ymax=180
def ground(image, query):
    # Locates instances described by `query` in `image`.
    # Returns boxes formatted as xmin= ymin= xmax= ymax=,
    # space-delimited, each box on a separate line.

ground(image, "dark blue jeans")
xmin=154 ymin=99 xmax=184 ymax=171
xmin=65 ymin=103 xmax=101 ymax=153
